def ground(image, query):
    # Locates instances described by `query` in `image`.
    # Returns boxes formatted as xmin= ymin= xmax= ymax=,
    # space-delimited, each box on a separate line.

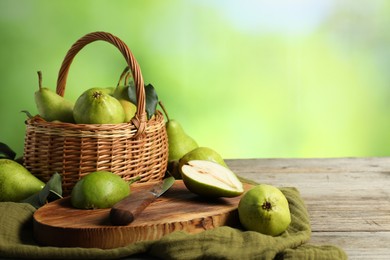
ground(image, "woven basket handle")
xmin=56 ymin=31 xmax=147 ymax=135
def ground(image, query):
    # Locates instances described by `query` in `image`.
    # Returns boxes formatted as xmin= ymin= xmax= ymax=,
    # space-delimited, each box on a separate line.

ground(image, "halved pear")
xmin=180 ymin=160 xmax=244 ymax=197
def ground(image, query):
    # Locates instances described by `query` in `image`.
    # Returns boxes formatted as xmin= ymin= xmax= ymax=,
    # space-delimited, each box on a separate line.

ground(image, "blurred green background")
xmin=1 ymin=0 xmax=390 ymax=159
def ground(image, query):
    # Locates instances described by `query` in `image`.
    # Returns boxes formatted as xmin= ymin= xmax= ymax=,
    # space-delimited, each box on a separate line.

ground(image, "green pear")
xmin=119 ymin=99 xmax=137 ymax=122
xmin=179 ymin=147 xmax=228 ymax=169
xmin=166 ymin=119 xmax=199 ymax=178
xmin=238 ymin=184 xmax=291 ymax=236
xmin=71 ymin=171 xmax=130 ymax=209
xmin=180 ymin=160 xmax=243 ymax=198
xmin=73 ymin=88 xmax=125 ymax=124
xmin=34 ymin=71 xmax=75 ymax=123
xmin=159 ymin=102 xmax=198 ymax=161
xmin=166 ymin=119 xmax=198 ymax=161
xmin=0 ymin=159 xmax=45 ymax=202
xmin=113 ymin=85 xmax=137 ymax=123
xmin=158 ymin=102 xmax=198 ymax=178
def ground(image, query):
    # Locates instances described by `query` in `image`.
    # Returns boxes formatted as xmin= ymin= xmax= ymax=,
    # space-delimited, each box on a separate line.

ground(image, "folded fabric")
xmin=0 ymin=187 xmax=347 ymax=259
xmin=147 ymin=188 xmax=347 ymax=260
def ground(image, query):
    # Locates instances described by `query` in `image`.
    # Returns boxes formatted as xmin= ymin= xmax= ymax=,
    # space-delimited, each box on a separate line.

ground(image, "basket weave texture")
xmin=23 ymin=32 xmax=168 ymax=195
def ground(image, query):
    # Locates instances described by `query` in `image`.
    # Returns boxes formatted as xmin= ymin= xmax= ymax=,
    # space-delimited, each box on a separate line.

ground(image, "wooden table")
xmin=227 ymin=157 xmax=390 ymax=259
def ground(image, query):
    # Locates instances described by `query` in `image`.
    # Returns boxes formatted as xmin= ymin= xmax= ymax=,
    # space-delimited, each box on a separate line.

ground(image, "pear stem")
xmin=117 ymin=66 xmax=130 ymax=88
xmin=124 ymin=70 xmax=133 ymax=86
xmin=127 ymin=175 xmax=141 ymax=185
xmin=37 ymin=71 xmax=43 ymax=91
xmin=158 ymin=101 xmax=170 ymax=122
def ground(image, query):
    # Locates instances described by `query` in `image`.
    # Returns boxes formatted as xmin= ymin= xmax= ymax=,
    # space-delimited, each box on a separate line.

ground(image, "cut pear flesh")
xmin=181 ymin=160 xmax=244 ymax=197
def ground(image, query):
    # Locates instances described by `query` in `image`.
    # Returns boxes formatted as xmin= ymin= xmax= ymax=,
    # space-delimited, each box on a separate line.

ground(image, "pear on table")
xmin=180 ymin=160 xmax=244 ymax=198
xmin=159 ymin=102 xmax=198 ymax=178
xmin=166 ymin=119 xmax=198 ymax=161
xmin=0 ymin=159 xmax=44 ymax=202
xmin=238 ymin=184 xmax=291 ymax=236
xmin=34 ymin=71 xmax=75 ymax=123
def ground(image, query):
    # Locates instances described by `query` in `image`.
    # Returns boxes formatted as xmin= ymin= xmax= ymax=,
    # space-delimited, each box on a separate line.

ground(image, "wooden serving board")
xmin=33 ymin=180 xmax=252 ymax=249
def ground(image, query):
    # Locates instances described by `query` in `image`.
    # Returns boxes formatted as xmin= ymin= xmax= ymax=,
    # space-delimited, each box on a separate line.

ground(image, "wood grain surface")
xmin=33 ymin=180 xmax=251 ymax=249
xmin=227 ymin=157 xmax=390 ymax=260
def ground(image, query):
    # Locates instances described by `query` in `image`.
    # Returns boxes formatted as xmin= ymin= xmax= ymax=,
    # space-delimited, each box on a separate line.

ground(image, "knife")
xmin=110 ymin=176 xmax=175 ymax=226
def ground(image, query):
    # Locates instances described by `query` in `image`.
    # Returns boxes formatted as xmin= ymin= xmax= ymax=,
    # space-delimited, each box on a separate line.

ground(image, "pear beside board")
xmin=166 ymin=119 xmax=199 ymax=162
xmin=34 ymin=71 xmax=75 ymax=123
xmin=159 ymin=102 xmax=199 ymax=178
xmin=0 ymin=159 xmax=45 ymax=202
xmin=166 ymin=119 xmax=198 ymax=178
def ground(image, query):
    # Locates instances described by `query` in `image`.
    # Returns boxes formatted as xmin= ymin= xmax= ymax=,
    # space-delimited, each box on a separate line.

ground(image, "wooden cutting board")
xmin=33 ymin=180 xmax=252 ymax=249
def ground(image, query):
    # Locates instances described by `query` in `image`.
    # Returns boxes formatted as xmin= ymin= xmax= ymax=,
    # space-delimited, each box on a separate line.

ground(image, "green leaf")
xmin=127 ymin=82 xmax=159 ymax=120
xmin=127 ymin=81 xmax=137 ymax=105
xmin=0 ymin=142 xmax=16 ymax=160
xmin=145 ymin=84 xmax=159 ymax=119
xmin=22 ymin=172 xmax=63 ymax=208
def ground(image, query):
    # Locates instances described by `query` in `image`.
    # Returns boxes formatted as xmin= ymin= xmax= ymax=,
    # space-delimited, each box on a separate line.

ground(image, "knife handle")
xmin=110 ymin=191 xmax=156 ymax=226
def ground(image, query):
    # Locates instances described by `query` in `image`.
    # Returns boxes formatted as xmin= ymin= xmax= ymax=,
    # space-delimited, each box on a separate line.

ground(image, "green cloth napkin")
xmin=0 ymin=187 xmax=347 ymax=259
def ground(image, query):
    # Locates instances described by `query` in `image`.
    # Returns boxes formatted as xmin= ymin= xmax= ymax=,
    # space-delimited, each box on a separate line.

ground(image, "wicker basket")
xmin=23 ymin=31 xmax=168 ymax=195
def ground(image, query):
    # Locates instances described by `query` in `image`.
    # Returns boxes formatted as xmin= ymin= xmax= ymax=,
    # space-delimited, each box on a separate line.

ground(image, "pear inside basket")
xmin=23 ymin=31 xmax=168 ymax=196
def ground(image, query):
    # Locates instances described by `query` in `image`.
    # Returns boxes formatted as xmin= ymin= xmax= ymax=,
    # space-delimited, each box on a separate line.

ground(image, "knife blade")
xmin=110 ymin=176 xmax=175 ymax=226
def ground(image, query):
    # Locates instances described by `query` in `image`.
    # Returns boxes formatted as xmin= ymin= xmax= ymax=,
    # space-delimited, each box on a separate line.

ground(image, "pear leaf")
xmin=145 ymin=84 xmax=159 ymax=119
xmin=127 ymin=83 xmax=159 ymax=120
xmin=0 ymin=142 xmax=16 ymax=160
xmin=127 ymin=81 xmax=137 ymax=104
xmin=22 ymin=172 xmax=63 ymax=208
